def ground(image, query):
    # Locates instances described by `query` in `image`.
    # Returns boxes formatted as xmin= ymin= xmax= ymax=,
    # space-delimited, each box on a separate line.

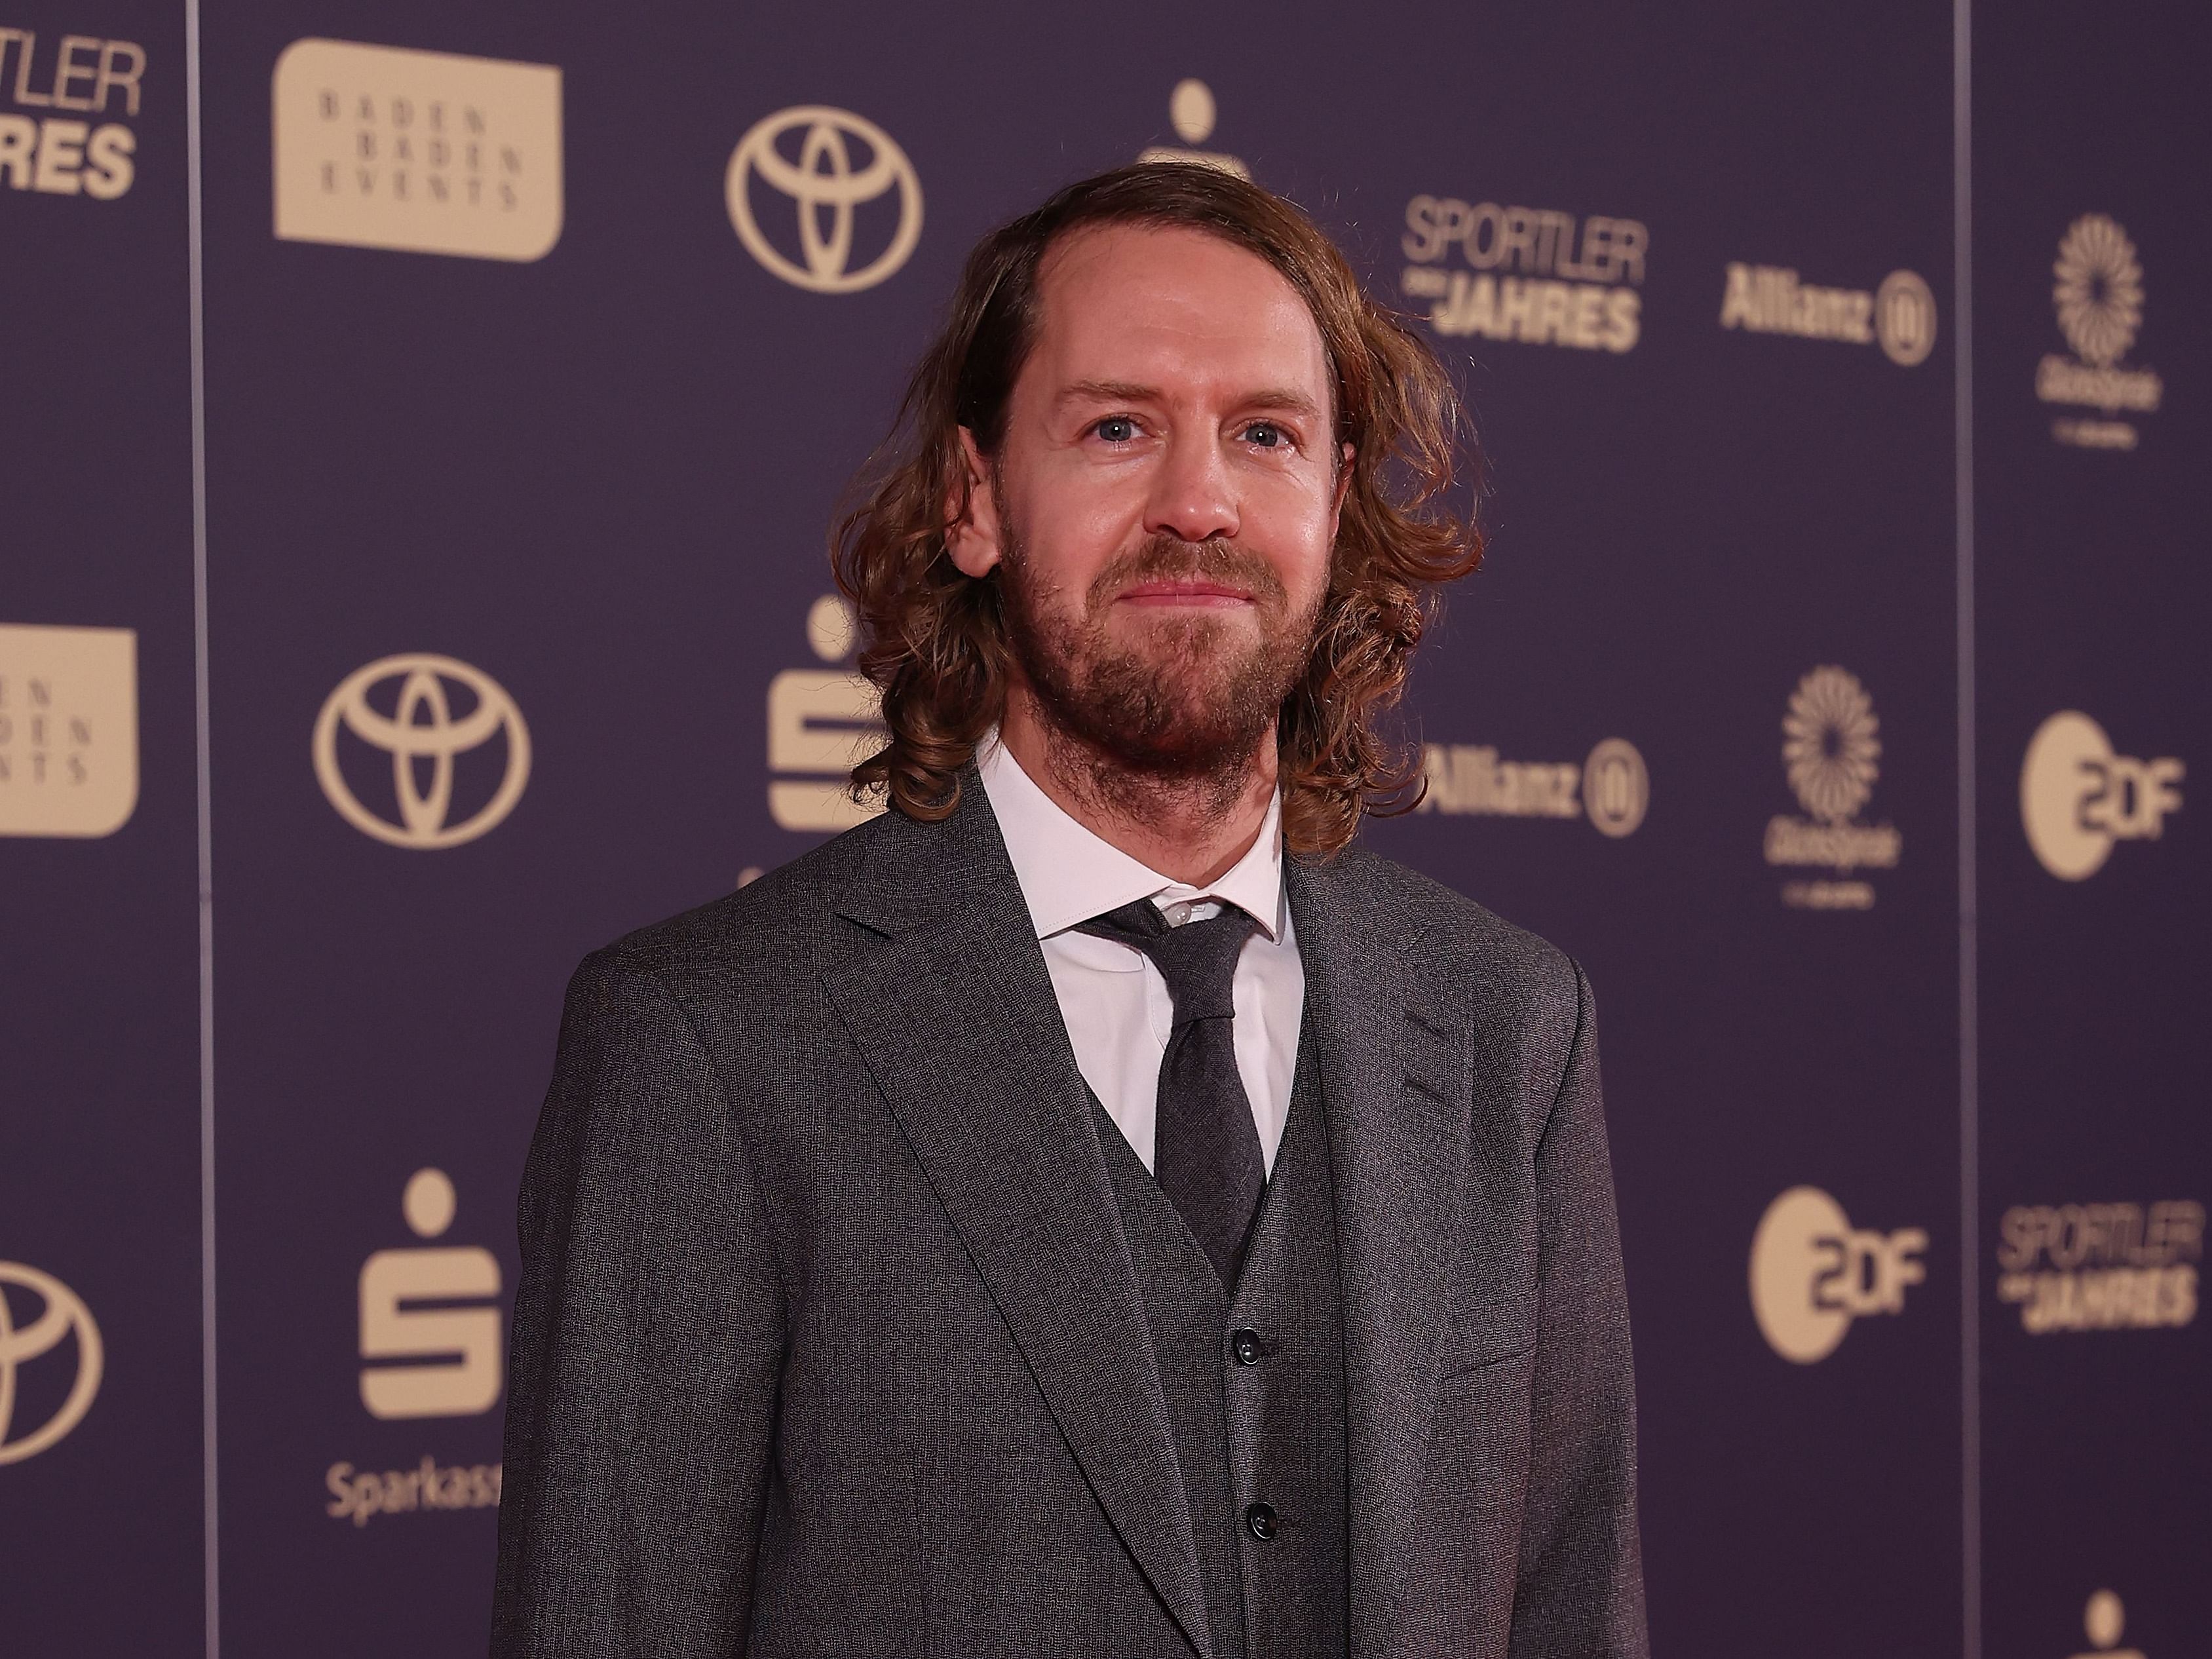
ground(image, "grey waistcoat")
xmin=1090 ymin=1035 xmax=1350 ymax=1657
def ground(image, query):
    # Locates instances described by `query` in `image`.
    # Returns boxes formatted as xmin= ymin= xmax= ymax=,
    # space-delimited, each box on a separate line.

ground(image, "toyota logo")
xmin=0 ymin=1262 xmax=104 ymax=1464
xmin=725 ymin=105 xmax=923 ymax=294
xmin=313 ymin=653 xmax=531 ymax=850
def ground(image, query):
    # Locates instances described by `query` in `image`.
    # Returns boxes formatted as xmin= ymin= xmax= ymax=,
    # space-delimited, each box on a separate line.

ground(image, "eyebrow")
xmin=1054 ymin=379 xmax=1325 ymax=423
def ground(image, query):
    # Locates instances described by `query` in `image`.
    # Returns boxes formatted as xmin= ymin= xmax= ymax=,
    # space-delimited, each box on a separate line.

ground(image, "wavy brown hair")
xmin=832 ymin=162 xmax=1481 ymax=856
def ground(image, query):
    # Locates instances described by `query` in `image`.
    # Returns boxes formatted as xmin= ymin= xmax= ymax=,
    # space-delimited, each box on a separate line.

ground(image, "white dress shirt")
xmin=976 ymin=734 xmax=1306 ymax=1177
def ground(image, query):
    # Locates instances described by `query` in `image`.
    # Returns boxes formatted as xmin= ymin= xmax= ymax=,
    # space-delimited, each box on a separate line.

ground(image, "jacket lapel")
xmin=1288 ymin=854 xmax=1475 ymax=1659
xmin=822 ymin=787 xmax=1217 ymax=1659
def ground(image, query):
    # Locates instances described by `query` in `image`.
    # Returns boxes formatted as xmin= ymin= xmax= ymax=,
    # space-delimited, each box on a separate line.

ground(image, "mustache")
xmin=1086 ymin=535 xmax=1289 ymax=608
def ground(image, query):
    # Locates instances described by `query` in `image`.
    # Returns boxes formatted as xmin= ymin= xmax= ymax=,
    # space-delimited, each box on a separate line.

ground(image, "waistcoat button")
xmin=1230 ymin=1328 xmax=1264 ymax=1365
xmin=1244 ymin=1501 xmax=1278 ymax=1541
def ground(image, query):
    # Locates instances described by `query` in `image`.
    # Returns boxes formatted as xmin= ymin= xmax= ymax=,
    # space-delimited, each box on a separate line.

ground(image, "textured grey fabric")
xmin=1223 ymin=1040 xmax=1348 ymax=1656
xmin=491 ymin=772 xmax=1648 ymax=1658
xmin=1092 ymin=1097 xmax=1248 ymax=1659
xmin=1088 ymin=1034 xmax=1347 ymax=1659
xmin=1077 ymin=898 xmax=1265 ymax=1285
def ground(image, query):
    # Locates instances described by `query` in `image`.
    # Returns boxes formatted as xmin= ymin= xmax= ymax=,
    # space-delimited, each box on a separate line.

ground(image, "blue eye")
xmin=1244 ymin=422 xmax=1286 ymax=448
xmin=1094 ymin=417 xmax=1137 ymax=443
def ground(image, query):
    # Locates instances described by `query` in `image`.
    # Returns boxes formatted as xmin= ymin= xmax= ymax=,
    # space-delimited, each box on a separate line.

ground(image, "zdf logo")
xmin=0 ymin=1261 xmax=104 ymax=1463
xmin=726 ymin=105 xmax=921 ymax=294
xmin=313 ymin=653 xmax=530 ymax=849
xmin=1749 ymin=1187 xmax=1926 ymax=1363
xmin=2022 ymin=712 xmax=2183 ymax=881
xmin=358 ymin=1168 xmax=503 ymax=1419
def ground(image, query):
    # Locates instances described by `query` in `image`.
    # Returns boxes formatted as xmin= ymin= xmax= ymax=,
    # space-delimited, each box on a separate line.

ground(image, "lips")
xmin=1115 ymin=578 xmax=1256 ymax=606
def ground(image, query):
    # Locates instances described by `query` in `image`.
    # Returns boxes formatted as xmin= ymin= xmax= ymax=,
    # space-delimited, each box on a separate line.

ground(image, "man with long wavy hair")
xmin=497 ymin=164 xmax=1646 ymax=1659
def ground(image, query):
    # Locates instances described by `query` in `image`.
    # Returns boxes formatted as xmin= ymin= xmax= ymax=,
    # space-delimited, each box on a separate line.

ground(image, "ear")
xmin=1327 ymin=442 xmax=1356 ymax=543
xmin=946 ymin=427 xmax=1005 ymax=579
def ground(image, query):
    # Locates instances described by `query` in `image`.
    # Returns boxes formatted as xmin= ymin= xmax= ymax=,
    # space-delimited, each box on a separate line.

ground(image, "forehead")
xmin=1024 ymin=222 xmax=1330 ymax=404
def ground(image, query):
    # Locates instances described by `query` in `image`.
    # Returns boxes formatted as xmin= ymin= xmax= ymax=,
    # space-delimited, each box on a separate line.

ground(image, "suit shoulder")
xmin=582 ymin=809 xmax=897 ymax=985
xmin=1319 ymin=844 xmax=1584 ymax=1015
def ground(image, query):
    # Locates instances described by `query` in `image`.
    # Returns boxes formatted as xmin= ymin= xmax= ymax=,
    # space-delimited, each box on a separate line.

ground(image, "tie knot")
xmin=1076 ymin=898 xmax=1255 ymax=1025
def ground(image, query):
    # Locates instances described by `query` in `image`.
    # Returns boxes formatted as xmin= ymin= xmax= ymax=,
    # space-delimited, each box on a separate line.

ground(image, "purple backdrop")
xmin=3 ymin=1 xmax=2203 ymax=1654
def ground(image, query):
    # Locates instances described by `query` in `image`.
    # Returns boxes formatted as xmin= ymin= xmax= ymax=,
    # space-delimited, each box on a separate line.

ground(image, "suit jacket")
xmin=492 ymin=780 xmax=1647 ymax=1658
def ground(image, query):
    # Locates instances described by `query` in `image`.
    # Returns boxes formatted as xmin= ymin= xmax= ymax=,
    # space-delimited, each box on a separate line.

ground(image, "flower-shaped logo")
xmin=1783 ymin=666 xmax=1881 ymax=824
xmin=2053 ymin=214 xmax=2143 ymax=368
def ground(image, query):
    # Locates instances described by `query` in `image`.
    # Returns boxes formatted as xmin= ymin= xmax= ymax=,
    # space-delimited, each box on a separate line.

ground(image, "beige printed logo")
xmin=2021 ymin=711 xmax=2182 ymax=881
xmin=1750 ymin=1187 xmax=1926 ymax=1363
xmin=1417 ymin=736 xmax=1648 ymax=838
xmin=0 ymin=1261 xmax=104 ymax=1463
xmin=1402 ymin=195 xmax=1647 ymax=353
xmin=0 ymin=623 xmax=136 ymax=838
xmin=358 ymin=1169 xmax=503 ymax=1420
xmin=1874 ymin=271 xmax=1939 ymax=366
xmin=2038 ymin=214 xmax=2162 ymax=450
xmin=1764 ymin=666 xmax=1901 ymax=910
xmin=769 ymin=595 xmax=883 ymax=833
xmin=1996 ymin=1200 xmax=2200 ymax=1334
xmin=1719 ymin=264 xmax=1936 ymax=367
xmin=1136 ymin=79 xmax=1248 ymax=178
xmin=726 ymin=105 xmax=921 ymax=294
xmin=0 ymin=28 xmax=145 ymax=201
xmin=326 ymin=1453 xmax=502 ymax=1527
xmin=313 ymin=653 xmax=529 ymax=849
xmin=273 ymin=39 xmax=563 ymax=262
xmin=2070 ymin=1590 xmax=2148 ymax=1659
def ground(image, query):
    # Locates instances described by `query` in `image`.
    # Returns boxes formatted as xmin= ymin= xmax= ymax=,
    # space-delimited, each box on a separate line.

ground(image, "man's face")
xmin=951 ymin=223 xmax=1349 ymax=774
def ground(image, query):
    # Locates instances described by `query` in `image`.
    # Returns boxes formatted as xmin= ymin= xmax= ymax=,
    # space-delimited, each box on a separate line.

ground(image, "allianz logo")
xmin=1719 ymin=261 xmax=1936 ymax=368
xmin=768 ymin=594 xmax=884 ymax=834
xmin=1416 ymin=736 xmax=1647 ymax=838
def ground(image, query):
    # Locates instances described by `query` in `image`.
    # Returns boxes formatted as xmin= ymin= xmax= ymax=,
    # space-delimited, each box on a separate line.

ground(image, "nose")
xmin=1143 ymin=427 xmax=1238 ymax=544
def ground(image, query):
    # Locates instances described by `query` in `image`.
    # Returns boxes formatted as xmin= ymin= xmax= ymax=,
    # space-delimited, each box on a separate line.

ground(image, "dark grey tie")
xmin=1078 ymin=898 xmax=1263 ymax=1287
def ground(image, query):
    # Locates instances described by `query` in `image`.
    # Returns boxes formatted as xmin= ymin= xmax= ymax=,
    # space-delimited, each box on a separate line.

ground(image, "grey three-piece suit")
xmin=492 ymin=777 xmax=1648 ymax=1657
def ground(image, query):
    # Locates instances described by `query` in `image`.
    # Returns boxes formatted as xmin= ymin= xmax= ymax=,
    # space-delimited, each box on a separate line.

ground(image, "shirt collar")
xmin=976 ymin=732 xmax=1287 ymax=943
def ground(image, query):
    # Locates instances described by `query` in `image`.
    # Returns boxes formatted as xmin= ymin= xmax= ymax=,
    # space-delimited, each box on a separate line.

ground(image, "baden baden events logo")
xmin=2021 ymin=711 xmax=2183 ymax=881
xmin=1401 ymin=194 xmax=1647 ymax=352
xmin=1135 ymin=78 xmax=1248 ymax=178
xmin=0 ymin=26 xmax=143 ymax=201
xmin=314 ymin=653 xmax=530 ymax=849
xmin=327 ymin=1169 xmax=504 ymax=1527
xmin=1719 ymin=261 xmax=1936 ymax=367
xmin=1996 ymin=1199 xmax=2201 ymax=1336
xmin=0 ymin=623 xmax=136 ymax=838
xmin=769 ymin=594 xmax=883 ymax=833
xmin=727 ymin=105 xmax=921 ymax=294
xmin=1416 ymin=736 xmax=1648 ymax=838
xmin=1764 ymin=665 xmax=1900 ymax=910
xmin=1750 ymin=1187 xmax=1926 ymax=1363
xmin=0 ymin=1261 xmax=103 ymax=1464
xmin=271 ymin=39 xmax=563 ymax=262
xmin=2038 ymin=214 xmax=2162 ymax=450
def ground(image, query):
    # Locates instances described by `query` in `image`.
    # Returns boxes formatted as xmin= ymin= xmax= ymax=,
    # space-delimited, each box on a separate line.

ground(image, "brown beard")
xmin=997 ymin=510 xmax=1322 ymax=814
